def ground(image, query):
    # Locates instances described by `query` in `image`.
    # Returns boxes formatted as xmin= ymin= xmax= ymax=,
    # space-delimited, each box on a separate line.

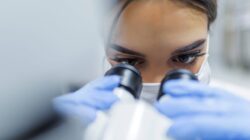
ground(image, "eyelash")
xmin=111 ymin=51 xmax=206 ymax=66
xmin=171 ymin=51 xmax=206 ymax=65
xmin=111 ymin=57 xmax=144 ymax=66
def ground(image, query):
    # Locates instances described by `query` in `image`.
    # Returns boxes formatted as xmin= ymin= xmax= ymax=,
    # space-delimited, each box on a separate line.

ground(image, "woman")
xmin=54 ymin=0 xmax=250 ymax=139
xmin=103 ymin=0 xmax=213 ymax=103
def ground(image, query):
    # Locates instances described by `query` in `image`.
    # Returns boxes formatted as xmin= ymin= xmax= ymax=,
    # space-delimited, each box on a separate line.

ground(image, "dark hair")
xmin=110 ymin=0 xmax=217 ymax=26
xmin=175 ymin=0 xmax=217 ymax=27
xmin=104 ymin=0 xmax=217 ymax=45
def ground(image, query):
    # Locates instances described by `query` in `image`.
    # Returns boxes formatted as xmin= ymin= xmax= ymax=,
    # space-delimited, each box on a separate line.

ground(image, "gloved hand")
xmin=155 ymin=80 xmax=250 ymax=140
xmin=53 ymin=76 xmax=121 ymax=125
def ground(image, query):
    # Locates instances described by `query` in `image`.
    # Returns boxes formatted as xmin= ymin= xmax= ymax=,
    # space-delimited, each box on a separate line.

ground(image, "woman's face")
xmin=106 ymin=0 xmax=208 ymax=83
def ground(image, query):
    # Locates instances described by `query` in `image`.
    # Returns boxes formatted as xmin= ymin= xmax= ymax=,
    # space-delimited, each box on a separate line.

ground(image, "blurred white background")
xmin=0 ymin=0 xmax=105 ymax=139
xmin=210 ymin=0 xmax=250 ymax=88
xmin=0 ymin=0 xmax=249 ymax=139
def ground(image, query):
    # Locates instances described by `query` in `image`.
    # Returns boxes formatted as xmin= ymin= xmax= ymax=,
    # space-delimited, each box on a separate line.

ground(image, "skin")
xmin=106 ymin=0 xmax=208 ymax=83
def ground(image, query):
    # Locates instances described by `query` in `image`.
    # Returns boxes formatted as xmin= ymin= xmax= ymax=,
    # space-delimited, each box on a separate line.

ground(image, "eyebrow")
xmin=110 ymin=39 xmax=206 ymax=57
xmin=110 ymin=44 xmax=145 ymax=57
xmin=173 ymin=39 xmax=206 ymax=54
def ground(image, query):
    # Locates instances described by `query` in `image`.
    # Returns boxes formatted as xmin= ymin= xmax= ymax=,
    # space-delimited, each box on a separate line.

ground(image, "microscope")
xmin=84 ymin=63 xmax=198 ymax=140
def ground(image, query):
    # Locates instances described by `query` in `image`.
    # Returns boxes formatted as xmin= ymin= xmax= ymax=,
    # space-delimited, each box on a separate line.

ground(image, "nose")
xmin=140 ymin=65 xmax=169 ymax=83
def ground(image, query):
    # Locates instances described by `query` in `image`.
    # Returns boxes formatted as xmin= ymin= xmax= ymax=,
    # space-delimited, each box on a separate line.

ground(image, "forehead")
xmin=111 ymin=0 xmax=208 ymax=52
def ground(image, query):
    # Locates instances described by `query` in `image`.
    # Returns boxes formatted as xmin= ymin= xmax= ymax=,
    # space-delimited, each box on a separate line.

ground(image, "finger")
xmin=56 ymin=90 xmax=119 ymax=110
xmin=82 ymin=91 xmax=119 ymax=110
xmin=84 ymin=76 xmax=121 ymax=91
xmin=163 ymin=80 xmax=231 ymax=98
xmin=53 ymin=98 xmax=97 ymax=125
xmin=155 ymin=96 xmax=230 ymax=118
xmin=167 ymin=115 xmax=250 ymax=140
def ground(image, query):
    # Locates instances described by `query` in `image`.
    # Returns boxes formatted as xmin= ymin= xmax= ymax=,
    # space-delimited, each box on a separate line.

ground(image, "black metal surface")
xmin=105 ymin=63 xmax=142 ymax=99
xmin=157 ymin=69 xmax=198 ymax=100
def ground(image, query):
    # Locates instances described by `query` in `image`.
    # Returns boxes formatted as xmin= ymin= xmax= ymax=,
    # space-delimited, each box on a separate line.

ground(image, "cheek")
xmin=191 ymin=56 xmax=206 ymax=73
xmin=108 ymin=59 xmax=119 ymax=67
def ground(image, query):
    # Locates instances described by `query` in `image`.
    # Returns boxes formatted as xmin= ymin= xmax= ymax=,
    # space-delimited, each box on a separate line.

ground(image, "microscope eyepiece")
xmin=105 ymin=63 xmax=142 ymax=99
xmin=157 ymin=69 xmax=198 ymax=100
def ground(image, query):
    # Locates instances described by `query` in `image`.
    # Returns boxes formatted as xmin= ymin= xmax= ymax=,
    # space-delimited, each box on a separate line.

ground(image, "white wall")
xmin=0 ymin=0 xmax=105 ymax=139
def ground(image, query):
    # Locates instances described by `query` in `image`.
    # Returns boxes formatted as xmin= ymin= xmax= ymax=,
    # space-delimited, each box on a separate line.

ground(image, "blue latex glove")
xmin=155 ymin=80 xmax=250 ymax=140
xmin=53 ymin=76 xmax=120 ymax=125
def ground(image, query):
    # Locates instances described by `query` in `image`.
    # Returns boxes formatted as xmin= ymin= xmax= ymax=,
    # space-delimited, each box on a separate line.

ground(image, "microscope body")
xmin=83 ymin=64 xmax=197 ymax=140
xmin=84 ymin=89 xmax=172 ymax=140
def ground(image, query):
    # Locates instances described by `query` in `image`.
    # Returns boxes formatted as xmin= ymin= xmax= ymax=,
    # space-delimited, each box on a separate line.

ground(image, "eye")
xmin=123 ymin=58 xmax=140 ymax=65
xmin=173 ymin=54 xmax=197 ymax=64
xmin=171 ymin=51 xmax=206 ymax=65
xmin=111 ymin=57 xmax=144 ymax=66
